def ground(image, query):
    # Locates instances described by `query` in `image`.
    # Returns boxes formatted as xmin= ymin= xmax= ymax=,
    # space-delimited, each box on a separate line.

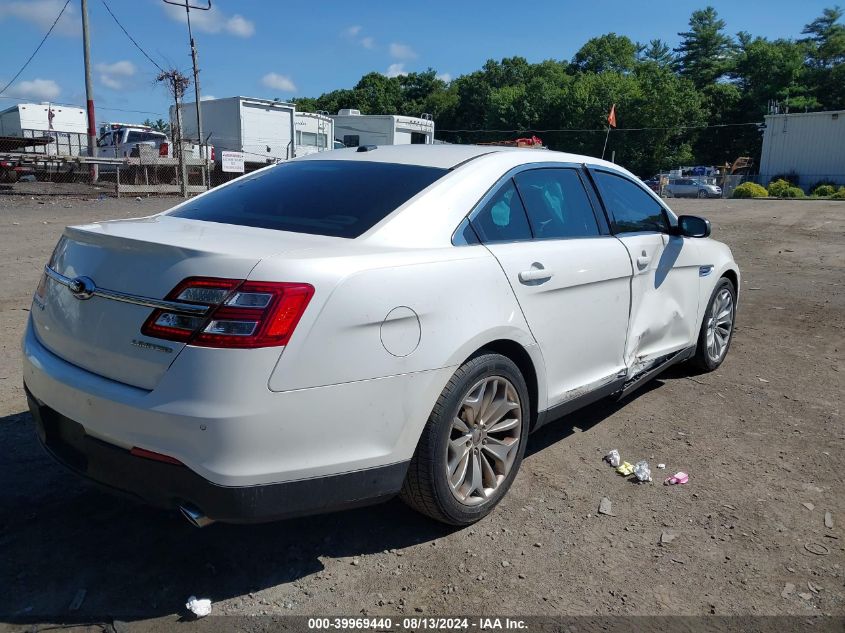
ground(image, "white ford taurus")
xmin=23 ymin=145 xmax=739 ymax=526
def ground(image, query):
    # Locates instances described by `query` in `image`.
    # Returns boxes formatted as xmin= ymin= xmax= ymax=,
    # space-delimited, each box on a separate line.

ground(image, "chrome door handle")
xmin=518 ymin=267 xmax=553 ymax=283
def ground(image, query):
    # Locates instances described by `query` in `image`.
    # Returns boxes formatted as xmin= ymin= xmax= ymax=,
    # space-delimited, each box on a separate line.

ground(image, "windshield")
xmin=169 ymin=160 xmax=448 ymax=238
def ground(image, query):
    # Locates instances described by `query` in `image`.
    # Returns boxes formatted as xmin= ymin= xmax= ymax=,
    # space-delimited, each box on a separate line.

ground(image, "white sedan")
xmin=22 ymin=145 xmax=739 ymax=526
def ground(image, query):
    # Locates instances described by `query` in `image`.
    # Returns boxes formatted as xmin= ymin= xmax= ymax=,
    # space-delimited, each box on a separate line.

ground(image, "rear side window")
xmin=514 ymin=168 xmax=599 ymax=239
xmin=169 ymin=160 xmax=447 ymax=238
xmin=592 ymin=170 xmax=668 ymax=233
xmin=470 ymin=179 xmax=532 ymax=243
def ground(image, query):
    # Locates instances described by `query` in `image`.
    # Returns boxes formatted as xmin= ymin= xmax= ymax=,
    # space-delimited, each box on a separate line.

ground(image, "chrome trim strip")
xmin=44 ymin=266 xmax=210 ymax=315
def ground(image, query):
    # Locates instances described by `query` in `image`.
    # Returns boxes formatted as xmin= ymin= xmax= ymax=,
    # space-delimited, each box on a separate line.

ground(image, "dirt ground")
xmin=0 ymin=191 xmax=843 ymax=630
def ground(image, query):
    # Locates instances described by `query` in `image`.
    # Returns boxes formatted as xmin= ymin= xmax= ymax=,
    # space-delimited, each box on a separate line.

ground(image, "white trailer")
xmin=331 ymin=109 xmax=434 ymax=147
xmin=172 ymin=96 xmax=296 ymax=169
xmin=294 ymin=111 xmax=334 ymax=156
xmin=0 ymin=102 xmax=87 ymax=156
xmin=760 ymin=110 xmax=845 ymax=187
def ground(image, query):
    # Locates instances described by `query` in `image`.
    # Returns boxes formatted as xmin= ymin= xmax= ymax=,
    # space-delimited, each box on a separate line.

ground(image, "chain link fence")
xmin=0 ymin=139 xmax=214 ymax=197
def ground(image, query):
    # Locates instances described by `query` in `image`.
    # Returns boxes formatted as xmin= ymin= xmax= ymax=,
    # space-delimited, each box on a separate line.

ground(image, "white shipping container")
xmin=173 ymin=97 xmax=296 ymax=167
xmin=760 ymin=110 xmax=845 ymax=187
xmin=331 ymin=110 xmax=434 ymax=147
xmin=0 ymin=102 xmax=88 ymax=156
xmin=294 ymin=112 xmax=334 ymax=156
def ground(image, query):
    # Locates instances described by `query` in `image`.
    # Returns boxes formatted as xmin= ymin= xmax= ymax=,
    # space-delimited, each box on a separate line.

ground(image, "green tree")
xmin=802 ymin=6 xmax=845 ymax=67
xmin=638 ymin=39 xmax=675 ymax=67
xmin=571 ymin=33 xmax=639 ymax=74
xmin=674 ymin=6 xmax=735 ymax=87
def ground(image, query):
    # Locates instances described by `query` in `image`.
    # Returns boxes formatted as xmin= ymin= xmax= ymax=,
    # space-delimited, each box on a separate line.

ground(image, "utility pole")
xmin=80 ymin=0 xmax=97 ymax=182
xmin=163 ymin=0 xmax=211 ymax=189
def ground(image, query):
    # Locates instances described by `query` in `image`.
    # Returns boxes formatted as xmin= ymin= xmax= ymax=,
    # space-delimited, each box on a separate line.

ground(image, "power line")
xmin=99 ymin=0 xmax=166 ymax=73
xmin=0 ymin=0 xmax=71 ymax=97
xmin=437 ymin=122 xmax=763 ymax=134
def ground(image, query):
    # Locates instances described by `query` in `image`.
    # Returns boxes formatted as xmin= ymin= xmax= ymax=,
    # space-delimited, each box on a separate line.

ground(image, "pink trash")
xmin=664 ymin=472 xmax=689 ymax=485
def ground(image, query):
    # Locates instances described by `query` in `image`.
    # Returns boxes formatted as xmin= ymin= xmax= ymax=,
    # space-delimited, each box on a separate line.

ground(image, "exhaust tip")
xmin=179 ymin=504 xmax=215 ymax=528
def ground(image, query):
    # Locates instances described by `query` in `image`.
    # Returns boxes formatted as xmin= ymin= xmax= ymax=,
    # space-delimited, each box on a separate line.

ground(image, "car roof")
xmin=292 ymin=144 xmax=621 ymax=171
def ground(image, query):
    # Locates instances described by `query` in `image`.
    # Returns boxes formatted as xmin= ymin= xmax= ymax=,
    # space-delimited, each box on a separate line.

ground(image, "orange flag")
xmin=607 ymin=104 xmax=617 ymax=128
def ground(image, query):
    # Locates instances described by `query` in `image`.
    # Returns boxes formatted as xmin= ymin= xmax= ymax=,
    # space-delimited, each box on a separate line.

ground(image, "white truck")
xmin=331 ymin=109 xmax=434 ymax=148
xmin=0 ymin=102 xmax=88 ymax=156
xmin=294 ymin=111 xmax=334 ymax=156
xmin=173 ymin=96 xmax=296 ymax=171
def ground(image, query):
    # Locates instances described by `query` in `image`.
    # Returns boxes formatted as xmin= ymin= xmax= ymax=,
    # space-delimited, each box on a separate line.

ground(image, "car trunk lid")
xmin=31 ymin=215 xmax=330 ymax=390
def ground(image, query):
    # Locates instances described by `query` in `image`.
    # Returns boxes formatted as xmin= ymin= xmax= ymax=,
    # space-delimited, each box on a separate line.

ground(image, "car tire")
xmin=691 ymin=277 xmax=736 ymax=372
xmin=400 ymin=352 xmax=530 ymax=525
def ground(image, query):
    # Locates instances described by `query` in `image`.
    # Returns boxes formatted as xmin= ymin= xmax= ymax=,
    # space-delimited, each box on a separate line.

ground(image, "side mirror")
xmin=677 ymin=215 xmax=711 ymax=238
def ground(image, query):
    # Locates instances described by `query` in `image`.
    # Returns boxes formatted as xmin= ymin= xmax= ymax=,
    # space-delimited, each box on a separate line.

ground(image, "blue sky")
xmin=0 ymin=0 xmax=836 ymax=124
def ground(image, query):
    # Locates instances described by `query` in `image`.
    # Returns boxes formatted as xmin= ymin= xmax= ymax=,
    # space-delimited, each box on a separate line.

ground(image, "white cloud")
xmin=95 ymin=60 xmax=136 ymax=90
xmin=343 ymin=25 xmax=362 ymax=37
xmin=436 ymin=72 xmax=452 ymax=83
xmin=0 ymin=0 xmax=80 ymax=36
xmin=385 ymin=64 xmax=407 ymax=78
xmin=200 ymin=94 xmax=216 ymax=101
xmin=360 ymin=36 xmax=375 ymax=50
xmin=389 ymin=42 xmax=417 ymax=60
xmin=5 ymin=78 xmax=61 ymax=100
xmin=261 ymin=73 xmax=297 ymax=92
xmin=226 ymin=14 xmax=254 ymax=37
xmin=162 ymin=4 xmax=255 ymax=38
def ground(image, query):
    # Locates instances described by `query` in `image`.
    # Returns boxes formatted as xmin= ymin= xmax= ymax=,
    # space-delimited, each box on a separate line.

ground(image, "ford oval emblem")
xmin=69 ymin=276 xmax=96 ymax=300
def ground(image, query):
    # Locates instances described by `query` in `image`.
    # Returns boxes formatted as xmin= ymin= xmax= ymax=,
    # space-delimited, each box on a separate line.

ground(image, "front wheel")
xmin=697 ymin=189 xmax=708 ymax=198
xmin=691 ymin=277 xmax=736 ymax=371
xmin=400 ymin=353 xmax=530 ymax=525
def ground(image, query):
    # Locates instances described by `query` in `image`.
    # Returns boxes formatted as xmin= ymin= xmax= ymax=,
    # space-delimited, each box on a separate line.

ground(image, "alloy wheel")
xmin=446 ymin=376 xmax=522 ymax=506
xmin=706 ymin=288 xmax=734 ymax=363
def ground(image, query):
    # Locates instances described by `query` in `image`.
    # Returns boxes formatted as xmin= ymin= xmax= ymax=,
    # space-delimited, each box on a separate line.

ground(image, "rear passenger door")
xmin=471 ymin=166 xmax=632 ymax=408
xmin=589 ymin=168 xmax=701 ymax=371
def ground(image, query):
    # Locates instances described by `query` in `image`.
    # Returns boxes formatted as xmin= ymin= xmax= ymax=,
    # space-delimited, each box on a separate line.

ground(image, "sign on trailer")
xmin=221 ymin=151 xmax=245 ymax=173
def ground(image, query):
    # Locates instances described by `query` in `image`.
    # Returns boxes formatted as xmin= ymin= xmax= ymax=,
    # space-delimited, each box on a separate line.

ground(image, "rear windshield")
xmin=126 ymin=131 xmax=165 ymax=143
xmin=169 ymin=160 xmax=448 ymax=238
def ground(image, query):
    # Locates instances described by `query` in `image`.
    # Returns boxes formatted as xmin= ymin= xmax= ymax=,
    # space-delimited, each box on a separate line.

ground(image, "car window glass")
xmin=514 ymin=169 xmax=599 ymax=239
xmin=470 ymin=179 xmax=532 ymax=243
xmin=593 ymin=170 xmax=668 ymax=233
xmin=170 ymin=160 xmax=447 ymax=238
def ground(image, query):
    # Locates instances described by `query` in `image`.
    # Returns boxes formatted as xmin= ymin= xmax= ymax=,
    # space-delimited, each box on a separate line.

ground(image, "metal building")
xmin=759 ymin=110 xmax=845 ymax=188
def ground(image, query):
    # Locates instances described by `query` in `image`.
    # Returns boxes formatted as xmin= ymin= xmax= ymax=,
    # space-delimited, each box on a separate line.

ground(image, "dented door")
xmin=589 ymin=168 xmax=701 ymax=375
xmin=615 ymin=232 xmax=701 ymax=370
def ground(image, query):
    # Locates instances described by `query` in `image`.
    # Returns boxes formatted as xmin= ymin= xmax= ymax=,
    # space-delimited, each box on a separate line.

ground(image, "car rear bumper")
xmin=22 ymin=316 xmax=453 ymax=506
xmin=26 ymin=387 xmax=409 ymax=523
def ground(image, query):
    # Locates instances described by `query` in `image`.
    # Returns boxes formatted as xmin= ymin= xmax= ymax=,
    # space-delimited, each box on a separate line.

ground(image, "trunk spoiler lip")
xmin=43 ymin=265 xmax=210 ymax=316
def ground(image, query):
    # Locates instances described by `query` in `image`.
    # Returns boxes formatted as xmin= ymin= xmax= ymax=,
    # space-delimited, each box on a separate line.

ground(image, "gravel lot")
xmin=0 ymin=192 xmax=843 ymax=630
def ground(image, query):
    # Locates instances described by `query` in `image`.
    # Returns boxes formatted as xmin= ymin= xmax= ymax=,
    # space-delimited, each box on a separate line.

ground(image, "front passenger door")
xmin=590 ymin=169 xmax=701 ymax=372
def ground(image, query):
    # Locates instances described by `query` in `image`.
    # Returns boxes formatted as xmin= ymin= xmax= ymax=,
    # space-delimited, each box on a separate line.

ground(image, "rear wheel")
xmin=691 ymin=277 xmax=736 ymax=371
xmin=400 ymin=353 xmax=529 ymax=525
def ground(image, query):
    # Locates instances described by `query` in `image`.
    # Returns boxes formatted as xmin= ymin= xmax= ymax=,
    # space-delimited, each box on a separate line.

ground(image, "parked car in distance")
xmin=23 ymin=145 xmax=739 ymax=527
xmin=642 ymin=175 xmax=661 ymax=193
xmin=665 ymin=177 xmax=722 ymax=198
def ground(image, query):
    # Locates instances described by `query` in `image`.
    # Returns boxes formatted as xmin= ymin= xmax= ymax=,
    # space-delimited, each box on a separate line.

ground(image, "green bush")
xmin=767 ymin=179 xmax=793 ymax=197
xmin=732 ymin=182 xmax=768 ymax=198
xmin=832 ymin=187 xmax=845 ymax=200
xmin=782 ymin=186 xmax=805 ymax=198
xmin=812 ymin=184 xmax=837 ymax=197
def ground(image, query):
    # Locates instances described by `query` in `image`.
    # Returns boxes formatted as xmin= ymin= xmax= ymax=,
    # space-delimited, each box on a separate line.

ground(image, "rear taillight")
xmin=159 ymin=142 xmax=169 ymax=157
xmin=210 ymin=146 xmax=215 ymax=162
xmin=141 ymin=277 xmax=314 ymax=348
